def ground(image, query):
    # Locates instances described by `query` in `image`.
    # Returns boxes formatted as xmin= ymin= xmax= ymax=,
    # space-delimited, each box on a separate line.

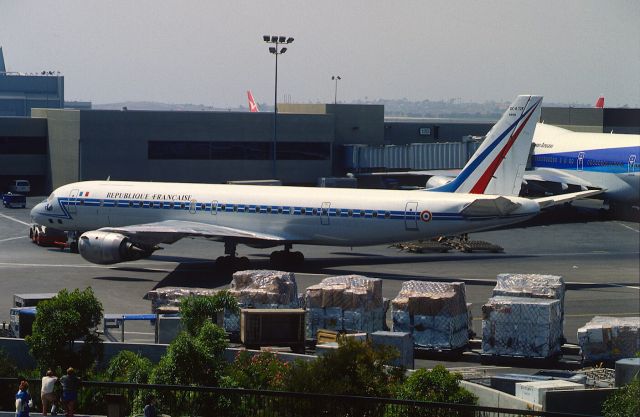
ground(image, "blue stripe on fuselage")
xmin=533 ymin=146 xmax=639 ymax=174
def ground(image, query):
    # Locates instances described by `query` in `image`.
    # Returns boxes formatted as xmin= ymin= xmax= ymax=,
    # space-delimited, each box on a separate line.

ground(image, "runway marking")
xmin=564 ymin=313 xmax=640 ymax=318
xmin=615 ymin=222 xmax=639 ymax=233
xmin=0 ymin=212 xmax=31 ymax=226
xmin=0 ymin=236 xmax=27 ymax=243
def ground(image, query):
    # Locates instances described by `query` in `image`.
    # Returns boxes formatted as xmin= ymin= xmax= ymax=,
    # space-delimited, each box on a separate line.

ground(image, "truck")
xmin=2 ymin=192 xmax=26 ymax=208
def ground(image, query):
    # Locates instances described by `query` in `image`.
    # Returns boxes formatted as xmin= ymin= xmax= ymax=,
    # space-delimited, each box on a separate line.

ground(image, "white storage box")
xmin=515 ymin=380 xmax=584 ymax=406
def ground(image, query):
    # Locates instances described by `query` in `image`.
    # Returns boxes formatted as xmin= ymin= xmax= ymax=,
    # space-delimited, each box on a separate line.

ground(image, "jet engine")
xmin=425 ymin=176 xmax=453 ymax=189
xmin=78 ymin=231 xmax=153 ymax=265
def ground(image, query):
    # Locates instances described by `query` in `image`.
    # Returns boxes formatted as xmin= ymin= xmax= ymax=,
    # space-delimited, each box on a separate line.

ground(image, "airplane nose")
xmin=30 ymin=202 xmax=45 ymax=224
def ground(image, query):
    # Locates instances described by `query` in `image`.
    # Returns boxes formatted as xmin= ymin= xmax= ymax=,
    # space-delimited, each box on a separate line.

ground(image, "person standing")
xmin=143 ymin=394 xmax=157 ymax=417
xmin=60 ymin=368 xmax=80 ymax=417
xmin=41 ymin=370 xmax=58 ymax=416
xmin=15 ymin=380 xmax=32 ymax=417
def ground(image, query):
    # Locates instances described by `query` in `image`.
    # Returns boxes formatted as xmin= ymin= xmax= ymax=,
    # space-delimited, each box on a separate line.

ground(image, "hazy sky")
xmin=1 ymin=1 xmax=639 ymax=108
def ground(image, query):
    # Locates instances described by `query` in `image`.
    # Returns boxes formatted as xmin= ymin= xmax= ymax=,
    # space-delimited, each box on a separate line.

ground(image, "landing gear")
xmin=67 ymin=231 xmax=80 ymax=253
xmin=215 ymin=240 xmax=251 ymax=272
xmin=270 ymin=244 xmax=305 ymax=270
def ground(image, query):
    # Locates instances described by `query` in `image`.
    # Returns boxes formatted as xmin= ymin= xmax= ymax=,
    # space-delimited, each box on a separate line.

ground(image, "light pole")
xmin=263 ymin=35 xmax=294 ymax=179
xmin=332 ymin=75 xmax=341 ymax=104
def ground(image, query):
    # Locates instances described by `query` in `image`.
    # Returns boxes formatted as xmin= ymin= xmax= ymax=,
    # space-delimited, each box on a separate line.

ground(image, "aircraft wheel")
xmin=70 ymin=241 xmax=79 ymax=254
xmin=29 ymin=227 xmax=34 ymax=241
xmin=237 ymin=256 xmax=251 ymax=271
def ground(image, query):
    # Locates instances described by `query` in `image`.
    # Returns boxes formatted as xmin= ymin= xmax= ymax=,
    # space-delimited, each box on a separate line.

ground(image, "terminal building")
xmin=1 ymin=47 xmax=639 ymax=195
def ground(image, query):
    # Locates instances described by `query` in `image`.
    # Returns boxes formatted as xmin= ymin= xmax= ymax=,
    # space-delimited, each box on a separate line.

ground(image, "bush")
xmin=222 ymin=350 xmax=291 ymax=390
xmin=179 ymin=291 xmax=239 ymax=336
xmin=286 ymin=338 xmax=403 ymax=397
xmin=603 ymin=377 xmax=640 ymax=417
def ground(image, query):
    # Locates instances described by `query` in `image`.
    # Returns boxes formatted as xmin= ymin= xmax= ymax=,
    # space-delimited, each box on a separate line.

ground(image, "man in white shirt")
xmin=41 ymin=369 xmax=58 ymax=416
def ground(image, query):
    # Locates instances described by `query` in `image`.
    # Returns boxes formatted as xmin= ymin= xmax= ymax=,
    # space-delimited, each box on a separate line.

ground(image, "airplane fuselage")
xmin=532 ymin=124 xmax=640 ymax=203
xmin=32 ymin=181 xmax=540 ymax=247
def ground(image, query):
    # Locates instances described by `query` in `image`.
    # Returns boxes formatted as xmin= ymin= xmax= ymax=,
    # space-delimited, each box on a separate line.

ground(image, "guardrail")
xmin=0 ymin=378 xmax=599 ymax=417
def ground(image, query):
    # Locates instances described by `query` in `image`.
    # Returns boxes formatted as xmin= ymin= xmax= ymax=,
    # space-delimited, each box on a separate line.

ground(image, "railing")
xmin=0 ymin=378 xmax=598 ymax=417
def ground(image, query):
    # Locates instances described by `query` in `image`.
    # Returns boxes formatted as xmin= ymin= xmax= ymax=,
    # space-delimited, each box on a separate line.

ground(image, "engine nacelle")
xmin=78 ymin=231 xmax=151 ymax=265
xmin=425 ymin=176 xmax=453 ymax=189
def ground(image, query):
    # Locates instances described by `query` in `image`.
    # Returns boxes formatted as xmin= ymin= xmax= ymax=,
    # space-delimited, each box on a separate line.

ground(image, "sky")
xmin=1 ymin=0 xmax=639 ymax=108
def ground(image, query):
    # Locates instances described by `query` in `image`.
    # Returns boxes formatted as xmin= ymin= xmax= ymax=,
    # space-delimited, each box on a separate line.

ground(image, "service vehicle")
xmin=9 ymin=179 xmax=30 ymax=194
xmin=2 ymin=192 xmax=26 ymax=208
xmin=29 ymin=224 xmax=68 ymax=248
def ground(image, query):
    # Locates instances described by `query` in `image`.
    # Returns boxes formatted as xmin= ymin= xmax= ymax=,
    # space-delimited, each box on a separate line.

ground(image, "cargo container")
xmin=515 ymin=380 xmax=584 ymax=406
xmin=240 ymin=309 xmax=305 ymax=353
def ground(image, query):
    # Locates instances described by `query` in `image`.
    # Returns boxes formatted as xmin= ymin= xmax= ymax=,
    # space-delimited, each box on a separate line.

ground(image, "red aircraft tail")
xmin=595 ymin=96 xmax=604 ymax=108
xmin=247 ymin=90 xmax=260 ymax=112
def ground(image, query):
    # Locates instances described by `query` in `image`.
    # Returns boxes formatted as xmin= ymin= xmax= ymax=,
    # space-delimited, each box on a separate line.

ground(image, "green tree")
xmin=603 ymin=377 xmax=640 ymax=417
xmin=150 ymin=321 xmax=229 ymax=416
xmin=286 ymin=338 xmax=403 ymax=397
xmin=222 ymin=351 xmax=292 ymax=390
xmin=26 ymin=287 xmax=103 ymax=372
xmin=150 ymin=320 xmax=227 ymax=386
xmin=105 ymin=351 xmax=154 ymax=413
xmin=179 ymin=291 xmax=239 ymax=335
xmin=106 ymin=350 xmax=153 ymax=383
xmin=396 ymin=365 xmax=477 ymax=404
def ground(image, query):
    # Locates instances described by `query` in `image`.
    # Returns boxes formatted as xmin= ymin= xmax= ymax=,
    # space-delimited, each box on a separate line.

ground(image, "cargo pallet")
xmin=414 ymin=345 xmax=467 ymax=360
xmin=394 ymin=236 xmax=504 ymax=254
xmin=478 ymin=352 xmax=583 ymax=370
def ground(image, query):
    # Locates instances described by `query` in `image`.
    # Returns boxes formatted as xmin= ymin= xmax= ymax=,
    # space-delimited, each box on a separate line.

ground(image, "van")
xmin=9 ymin=179 xmax=30 ymax=194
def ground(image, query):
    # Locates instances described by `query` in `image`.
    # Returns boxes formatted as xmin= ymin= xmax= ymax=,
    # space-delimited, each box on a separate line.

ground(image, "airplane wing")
xmin=533 ymin=189 xmax=605 ymax=209
xmin=524 ymin=168 xmax=594 ymax=189
xmin=98 ymin=220 xmax=287 ymax=245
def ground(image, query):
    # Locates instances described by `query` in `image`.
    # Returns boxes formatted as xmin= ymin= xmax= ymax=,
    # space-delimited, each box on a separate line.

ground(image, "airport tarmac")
xmin=1 ymin=197 xmax=638 ymax=366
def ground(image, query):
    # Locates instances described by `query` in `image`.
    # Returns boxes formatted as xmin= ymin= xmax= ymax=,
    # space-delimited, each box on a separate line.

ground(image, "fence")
xmin=0 ymin=378 xmax=599 ymax=417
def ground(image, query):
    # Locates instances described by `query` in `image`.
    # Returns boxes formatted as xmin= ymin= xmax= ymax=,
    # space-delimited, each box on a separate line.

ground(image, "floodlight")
xmin=269 ymin=47 xmax=276 ymax=54
xmin=278 ymin=36 xmax=286 ymax=43
xmin=286 ymin=37 xmax=294 ymax=43
xmin=263 ymin=35 xmax=270 ymax=42
xmin=280 ymin=47 xmax=287 ymax=54
xmin=271 ymin=35 xmax=278 ymax=43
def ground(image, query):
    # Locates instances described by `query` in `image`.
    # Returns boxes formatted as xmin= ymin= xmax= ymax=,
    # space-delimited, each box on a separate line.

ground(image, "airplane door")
xmin=210 ymin=200 xmax=218 ymax=215
xmin=321 ymin=202 xmax=331 ymax=225
xmin=629 ymin=155 xmax=637 ymax=173
xmin=577 ymin=152 xmax=585 ymax=171
xmin=68 ymin=189 xmax=79 ymax=214
xmin=404 ymin=201 xmax=418 ymax=231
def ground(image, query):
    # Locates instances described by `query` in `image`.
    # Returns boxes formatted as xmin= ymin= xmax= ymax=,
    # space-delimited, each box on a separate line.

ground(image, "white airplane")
xmin=526 ymin=123 xmax=640 ymax=211
xmin=31 ymin=95 xmax=585 ymax=269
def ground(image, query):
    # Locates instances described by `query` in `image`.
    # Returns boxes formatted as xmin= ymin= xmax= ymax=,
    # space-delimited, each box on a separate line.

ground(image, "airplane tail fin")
xmin=247 ymin=90 xmax=260 ymax=112
xmin=430 ymin=95 xmax=542 ymax=196
xmin=595 ymin=96 xmax=605 ymax=108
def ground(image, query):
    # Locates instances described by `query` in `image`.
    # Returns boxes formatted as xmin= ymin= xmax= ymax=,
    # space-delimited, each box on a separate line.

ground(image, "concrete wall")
xmin=32 ymin=108 xmax=81 ymax=191
xmin=0 ymin=337 xmax=313 ymax=371
xmin=460 ymin=380 xmax=543 ymax=411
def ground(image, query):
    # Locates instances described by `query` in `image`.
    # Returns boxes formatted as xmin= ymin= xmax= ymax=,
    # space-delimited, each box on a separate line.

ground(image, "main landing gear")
xmin=270 ymin=244 xmax=304 ymax=270
xmin=215 ymin=240 xmax=250 ymax=271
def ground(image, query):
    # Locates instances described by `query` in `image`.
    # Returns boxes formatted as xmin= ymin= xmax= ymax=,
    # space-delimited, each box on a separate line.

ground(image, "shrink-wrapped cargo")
xmin=391 ymin=281 xmax=469 ymax=349
xmin=482 ymin=296 xmax=562 ymax=358
xmin=146 ymin=270 xmax=300 ymax=332
xmin=493 ymin=273 xmax=565 ymax=335
xmin=303 ymin=275 xmax=384 ymax=338
xmin=577 ymin=316 xmax=640 ymax=362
